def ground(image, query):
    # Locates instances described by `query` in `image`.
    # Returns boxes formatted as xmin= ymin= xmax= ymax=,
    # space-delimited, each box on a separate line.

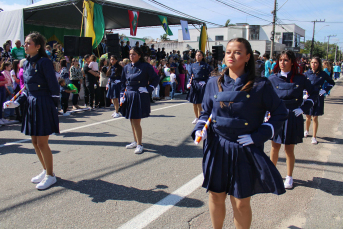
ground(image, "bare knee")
xmin=209 ymin=192 xmax=226 ymax=205
xmin=231 ymin=197 xmax=251 ymax=212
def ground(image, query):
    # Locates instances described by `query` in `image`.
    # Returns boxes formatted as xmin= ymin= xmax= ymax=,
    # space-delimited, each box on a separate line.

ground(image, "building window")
xmin=282 ymin=32 xmax=293 ymax=47
xmin=249 ymin=25 xmax=260 ymax=40
xmin=215 ymin=36 xmax=224 ymax=41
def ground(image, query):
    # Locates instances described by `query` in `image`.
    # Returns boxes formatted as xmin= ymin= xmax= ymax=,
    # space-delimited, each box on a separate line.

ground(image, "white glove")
xmin=114 ymin=80 xmax=121 ymax=84
xmin=199 ymin=81 xmax=206 ymax=86
xmin=319 ymin=89 xmax=326 ymax=96
xmin=194 ymin=129 xmax=207 ymax=144
xmin=106 ymin=84 xmax=109 ymax=90
xmin=138 ymin=87 xmax=149 ymax=93
xmin=120 ymin=97 xmax=125 ymax=104
xmin=3 ymin=101 xmax=20 ymax=109
xmin=293 ymin=108 xmax=304 ymax=117
xmin=303 ymin=94 xmax=309 ymax=100
xmin=237 ymin=134 xmax=254 ymax=146
xmin=187 ymin=83 xmax=191 ymax=89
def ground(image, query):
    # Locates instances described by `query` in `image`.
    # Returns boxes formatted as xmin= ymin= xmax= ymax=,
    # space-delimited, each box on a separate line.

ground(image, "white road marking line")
xmin=118 ymin=173 xmax=203 ymax=229
xmin=0 ymin=102 xmax=188 ymax=148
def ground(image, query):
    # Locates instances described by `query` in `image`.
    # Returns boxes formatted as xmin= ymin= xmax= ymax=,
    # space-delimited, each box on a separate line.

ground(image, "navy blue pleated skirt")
xmin=272 ymin=110 xmax=303 ymax=145
xmin=202 ymin=129 xmax=286 ymax=198
xmin=187 ymin=82 xmax=206 ymax=104
xmin=304 ymin=95 xmax=324 ymax=116
xmin=119 ymin=91 xmax=151 ymax=119
xmin=22 ymin=95 xmax=59 ymax=136
xmin=106 ymin=82 xmax=121 ymax=99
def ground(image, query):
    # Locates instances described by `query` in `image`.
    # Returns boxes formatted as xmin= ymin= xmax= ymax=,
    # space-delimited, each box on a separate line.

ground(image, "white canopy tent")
xmin=0 ymin=0 xmax=204 ymax=45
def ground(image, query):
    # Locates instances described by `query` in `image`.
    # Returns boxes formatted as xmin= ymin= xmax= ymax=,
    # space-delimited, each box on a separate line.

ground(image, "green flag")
xmin=158 ymin=15 xmax=173 ymax=36
xmin=93 ymin=2 xmax=105 ymax=49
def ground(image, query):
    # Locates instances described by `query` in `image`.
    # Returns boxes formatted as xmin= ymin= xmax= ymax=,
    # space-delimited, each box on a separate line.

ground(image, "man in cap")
xmin=254 ymin=50 xmax=265 ymax=77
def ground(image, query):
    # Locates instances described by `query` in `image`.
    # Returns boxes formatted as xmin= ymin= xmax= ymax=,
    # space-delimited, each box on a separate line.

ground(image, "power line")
xmin=222 ymin=0 xmax=272 ymax=17
xmin=146 ymin=0 xmax=223 ymax=26
xmin=213 ymin=0 xmax=272 ymax=23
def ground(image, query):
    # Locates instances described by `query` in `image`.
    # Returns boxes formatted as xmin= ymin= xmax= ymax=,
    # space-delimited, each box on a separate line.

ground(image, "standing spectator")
xmin=99 ymin=58 xmax=109 ymax=108
xmin=123 ymin=41 xmax=131 ymax=59
xmin=52 ymin=43 xmax=58 ymax=61
xmin=161 ymin=47 xmax=166 ymax=59
xmin=83 ymin=54 xmax=100 ymax=109
xmin=60 ymin=59 xmax=70 ymax=85
xmin=1 ymin=61 xmax=14 ymax=119
xmin=185 ymin=59 xmax=193 ymax=85
xmin=0 ymin=71 xmax=9 ymax=124
xmin=10 ymin=59 xmax=21 ymax=121
xmin=46 ymin=45 xmax=52 ymax=60
xmin=178 ymin=59 xmax=185 ymax=93
xmin=11 ymin=40 xmax=26 ymax=60
xmin=263 ymin=53 xmax=272 ymax=77
xmin=18 ymin=59 xmax=26 ymax=89
xmin=106 ymin=55 xmax=122 ymax=115
xmin=150 ymin=44 xmax=156 ymax=59
xmin=183 ymin=51 xmax=189 ymax=61
xmin=69 ymin=58 xmax=83 ymax=109
xmin=56 ymin=44 xmax=64 ymax=62
xmin=2 ymin=43 xmax=12 ymax=62
xmin=150 ymin=59 xmax=160 ymax=100
xmin=120 ymin=41 xmax=125 ymax=59
xmin=170 ymin=68 xmax=177 ymax=100
xmin=163 ymin=62 xmax=171 ymax=99
xmin=333 ymin=62 xmax=341 ymax=80
xmin=156 ymin=48 xmax=162 ymax=61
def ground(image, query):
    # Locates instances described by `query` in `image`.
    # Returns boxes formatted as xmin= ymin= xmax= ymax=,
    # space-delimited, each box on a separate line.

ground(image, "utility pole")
xmin=334 ymin=44 xmax=338 ymax=63
xmin=270 ymin=0 xmax=277 ymax=58
xmin=327 ymin=35 xmax=336 ymax=60
xmin=310 ymin=19 xmax=325 ymax=58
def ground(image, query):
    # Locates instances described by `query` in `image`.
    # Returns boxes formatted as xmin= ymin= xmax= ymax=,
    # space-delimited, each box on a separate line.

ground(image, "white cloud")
xmin=0 ymin=1 xmax=26 ymax=11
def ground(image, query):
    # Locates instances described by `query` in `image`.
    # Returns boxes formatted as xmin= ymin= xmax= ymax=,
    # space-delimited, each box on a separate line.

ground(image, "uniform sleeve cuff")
xmin=262 ymin=123 xmax=274 ymax=138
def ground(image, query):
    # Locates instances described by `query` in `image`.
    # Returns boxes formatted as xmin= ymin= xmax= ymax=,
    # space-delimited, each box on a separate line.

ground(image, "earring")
xmin=245 ymin=62 xmax=248 ymax=67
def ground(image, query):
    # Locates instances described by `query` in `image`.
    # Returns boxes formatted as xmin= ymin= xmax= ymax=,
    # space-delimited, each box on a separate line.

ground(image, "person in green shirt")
xmin=11 ymin=40 xmax=26 ymax=60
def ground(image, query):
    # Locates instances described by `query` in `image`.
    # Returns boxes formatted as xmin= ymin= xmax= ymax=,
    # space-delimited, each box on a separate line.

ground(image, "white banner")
xmin=0 ymin=9 xmax=24 ymax=46
xmin=180 ymin=20 xmax=190 ymax=40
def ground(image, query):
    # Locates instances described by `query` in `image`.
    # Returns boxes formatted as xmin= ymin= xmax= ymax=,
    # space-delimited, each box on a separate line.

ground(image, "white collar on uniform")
xmin=280 ymin=71 xmax=290 ymax=78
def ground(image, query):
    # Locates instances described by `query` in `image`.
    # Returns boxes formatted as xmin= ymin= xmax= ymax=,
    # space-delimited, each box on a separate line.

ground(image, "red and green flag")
xmin=128 ymin=10 xmax=139 ymax=36
xmin=158 ymin=15 xmax=173 ymax=36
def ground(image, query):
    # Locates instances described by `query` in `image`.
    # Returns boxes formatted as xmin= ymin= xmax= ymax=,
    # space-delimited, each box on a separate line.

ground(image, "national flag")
xmin=84 ymin=0 xmax=105 ymax=49
xmin=180 ymin=20 xmax=190 ymax=40
xmin=128 ymin=10 xmax=139 ymax=36
xmin=158 ymin=15 xmax=173 ymax=36
xmin=199 ymin=24 xmax=207 ymax=53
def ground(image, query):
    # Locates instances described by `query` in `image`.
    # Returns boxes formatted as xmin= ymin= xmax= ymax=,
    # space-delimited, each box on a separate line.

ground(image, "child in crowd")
xmin=170 ymin=68 xmax=177 ymax=100
xmin=89 ymin=55 xmax=99 ymax=72
xmin=58 ymin=78 xmax=75 ymax=116
xmin=333 ymin=62 xmax=341 ymax=80
xmin=0 ymin=71 xmax=8 ymax=124
xmin=1 ymin=61 xmax=14 ymax=119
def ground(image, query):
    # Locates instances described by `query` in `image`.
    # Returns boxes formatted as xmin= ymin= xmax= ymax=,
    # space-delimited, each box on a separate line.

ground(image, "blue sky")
xmin=2 ymin=0 xmax=343 ymax=49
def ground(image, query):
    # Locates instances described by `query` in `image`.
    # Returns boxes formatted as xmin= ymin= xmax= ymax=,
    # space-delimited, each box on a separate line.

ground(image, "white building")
xmin=150 ymin=23 xmax=305 ymax=56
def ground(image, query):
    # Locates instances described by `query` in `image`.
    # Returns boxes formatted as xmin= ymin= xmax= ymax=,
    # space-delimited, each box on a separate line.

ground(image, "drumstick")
xmin=6 ymin=86 xmax=26 ymax=107
xmin=195 ymin=114 xmax=212 ymax=144
xmin=120 ymin=88 xmax=127 ymax=106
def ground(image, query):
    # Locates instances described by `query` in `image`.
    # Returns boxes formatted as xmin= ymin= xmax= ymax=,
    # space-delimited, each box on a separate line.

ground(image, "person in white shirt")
xmin=170 ymin=68 xmax=177 ymax=100
xmin=88 ymin=55 xmax=99 ymax=72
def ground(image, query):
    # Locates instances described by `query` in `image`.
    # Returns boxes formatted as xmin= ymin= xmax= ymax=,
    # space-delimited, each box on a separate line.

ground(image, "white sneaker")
xmin=36 ymin=175 xmax=57 ymax=190
xmin=31 ymin=170 xmax=46 ymax=183
xmin=63 ymin=112 xmax=70 ymax=116
xmin=304 ymin=131 xmax=309 ymax=138
xmin=134 ymin=145 xmax=144 ymax=154
xmin=311 ymin=137 xmax=318 ymax=144
xmin=113 ymin=113 xmax=121 ymax=118
xmin=111 ymin=111 xmax=117 ymax=117
xmin=284 ymin=176 xmax=293 ymax=189
xmin=192 ymin=118 xmax=199 ymax=124
xmin=126 ymin=142 xmax=137 ymax=149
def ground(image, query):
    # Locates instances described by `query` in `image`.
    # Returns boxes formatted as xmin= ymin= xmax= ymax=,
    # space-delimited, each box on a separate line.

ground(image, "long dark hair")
xmin=311 ymin=56 xmax=323 ymax=74
xmin=130 ymin=47 xmax=145 ymax=62
xmin=99 ymin=58 xmax=106 ymax=70
xmin=26 ymin=32 xmax=48 ymax=58
xmin=13 ymin=59 xmax=20 ymax=74
xmin=218 ymin=38 xmax=256 ymax=108
xmin=273 ymin=50 xmax=301 ymax=83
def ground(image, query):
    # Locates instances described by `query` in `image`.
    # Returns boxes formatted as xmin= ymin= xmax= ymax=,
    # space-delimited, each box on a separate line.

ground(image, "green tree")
xmin=160 ymin=34 xmax=170 ymax=41
xmin=225 ymin=19 xmax=236 ymax=27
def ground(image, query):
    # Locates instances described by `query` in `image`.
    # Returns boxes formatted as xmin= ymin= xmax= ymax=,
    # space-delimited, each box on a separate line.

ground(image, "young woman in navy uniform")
xmin=120 ymin=47 xmax=159 ymax=154
xmin=4 ymin=32 xmax=60 ymax=190
xmin=106 ymin=55 xmax=123 ymax=118
xmin=304 ymin=57 xmax=335 ymax=144
xmin=193 ymin=38 xmax=288 ymax=229
xmin=269 ymin=51 xmax=318 ymax=189
xmin=187 ymin=51 xmax=211 ymax=124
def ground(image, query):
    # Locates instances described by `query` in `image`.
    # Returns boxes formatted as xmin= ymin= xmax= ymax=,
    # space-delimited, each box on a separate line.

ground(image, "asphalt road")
xmin=1 ymin=77 xmax=343 ymax=229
